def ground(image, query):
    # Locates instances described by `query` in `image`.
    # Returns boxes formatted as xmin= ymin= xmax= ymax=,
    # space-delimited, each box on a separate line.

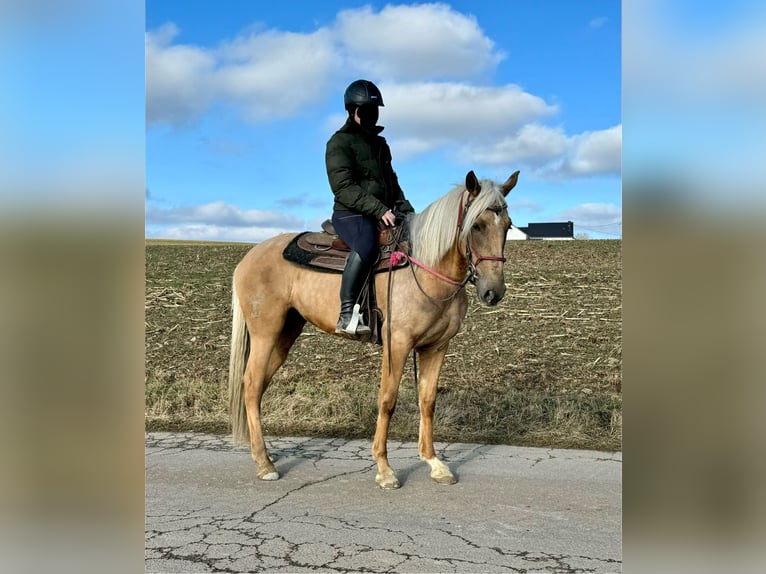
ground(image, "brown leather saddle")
xmin=283 ymin=219 xmax=410 ymax=274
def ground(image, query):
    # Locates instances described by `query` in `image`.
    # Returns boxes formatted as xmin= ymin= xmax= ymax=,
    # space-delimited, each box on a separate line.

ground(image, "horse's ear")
xmin=466 ymin=170 xmax=481 ymax=197
xmin=501 ymin=171 xmax=520 ymax=197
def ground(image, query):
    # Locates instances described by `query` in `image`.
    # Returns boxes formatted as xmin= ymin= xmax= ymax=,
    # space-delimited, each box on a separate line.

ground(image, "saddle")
xmin=282 ymin=219 xmax=410 ymax=346
xmin=283 ymin=219 xmax=410 ymax=274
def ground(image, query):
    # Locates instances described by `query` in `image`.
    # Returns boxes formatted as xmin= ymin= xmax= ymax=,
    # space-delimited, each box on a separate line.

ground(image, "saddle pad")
xmin=282 ymin=232 xmax=409 ymax=274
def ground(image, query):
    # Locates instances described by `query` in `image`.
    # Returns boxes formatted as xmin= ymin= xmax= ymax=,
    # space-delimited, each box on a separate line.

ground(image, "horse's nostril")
xmin=482 ymin=288 xmax=505 ymax=306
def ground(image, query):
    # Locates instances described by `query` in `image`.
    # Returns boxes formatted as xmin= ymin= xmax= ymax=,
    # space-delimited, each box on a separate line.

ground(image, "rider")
xmin=325 ymin=79 xmax=415 ymax=339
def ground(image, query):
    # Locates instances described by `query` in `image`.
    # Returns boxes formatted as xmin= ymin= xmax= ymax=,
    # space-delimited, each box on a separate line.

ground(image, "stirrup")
xmin=346 ymin=303 xmax=363 ymax=332
xmin=336 ymin=304 xmax=371 ymax=340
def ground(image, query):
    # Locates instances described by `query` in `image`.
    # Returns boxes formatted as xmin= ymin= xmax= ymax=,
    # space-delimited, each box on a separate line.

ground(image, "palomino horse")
xmin=229 ymin=170 xmax=519 ymax=488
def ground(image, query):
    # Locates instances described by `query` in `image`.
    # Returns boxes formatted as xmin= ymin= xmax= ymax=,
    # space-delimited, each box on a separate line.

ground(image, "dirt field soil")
xmin=146 ymin=239 xmax=621 ymax=451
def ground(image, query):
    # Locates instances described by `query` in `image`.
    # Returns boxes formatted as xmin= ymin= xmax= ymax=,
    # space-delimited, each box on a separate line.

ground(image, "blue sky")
xmin=145 ymin=1 xmax=622 ymax=241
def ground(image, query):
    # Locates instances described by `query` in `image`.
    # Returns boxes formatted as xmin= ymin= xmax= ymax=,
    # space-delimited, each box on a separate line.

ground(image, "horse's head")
xmin=463 ymin=170 xmax=519 ymax=306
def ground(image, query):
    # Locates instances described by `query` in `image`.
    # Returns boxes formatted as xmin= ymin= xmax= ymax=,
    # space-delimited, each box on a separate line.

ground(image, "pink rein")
xmin=390 ymin=251 xmax=466 ymax=287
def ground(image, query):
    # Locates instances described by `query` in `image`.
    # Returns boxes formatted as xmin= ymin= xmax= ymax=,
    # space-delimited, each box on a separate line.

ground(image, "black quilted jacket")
xmin=325 ymin=117 xmax=414 ymax=219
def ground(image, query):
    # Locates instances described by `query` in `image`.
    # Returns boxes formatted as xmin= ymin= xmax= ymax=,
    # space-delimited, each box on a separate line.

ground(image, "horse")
xmin=228 ymin=169 xmax=519 ymax=489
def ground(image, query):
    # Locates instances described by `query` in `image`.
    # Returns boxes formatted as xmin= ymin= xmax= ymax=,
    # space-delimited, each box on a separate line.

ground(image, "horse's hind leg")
xmin=244 ymin=311 xmax=305 ymax=480
xmin=417 ymin=344 xmax=457 ymax=485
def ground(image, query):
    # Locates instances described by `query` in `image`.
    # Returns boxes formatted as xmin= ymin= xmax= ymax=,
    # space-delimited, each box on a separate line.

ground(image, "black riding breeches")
xmin=331 ymin=210 xmax=378 ymax=265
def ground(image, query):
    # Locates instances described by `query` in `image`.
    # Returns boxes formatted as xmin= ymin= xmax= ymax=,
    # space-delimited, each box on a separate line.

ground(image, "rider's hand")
xmin=380 ymin=209 xmax=396 ymax=227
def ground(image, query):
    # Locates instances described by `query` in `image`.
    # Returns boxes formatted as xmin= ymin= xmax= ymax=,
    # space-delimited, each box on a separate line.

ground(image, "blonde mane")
xmin=408 ymin=179 xmax=508 ymax=267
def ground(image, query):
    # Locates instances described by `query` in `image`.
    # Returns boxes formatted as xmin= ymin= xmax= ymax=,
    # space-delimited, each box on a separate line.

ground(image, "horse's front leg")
xmin=372 ymin=336 xmax=409 ymax=489
xmin=417 ymin=344 xmax=457 ymax=485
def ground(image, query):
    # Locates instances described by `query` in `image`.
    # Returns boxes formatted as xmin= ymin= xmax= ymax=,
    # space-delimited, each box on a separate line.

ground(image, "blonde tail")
xmin=228 ymin=276 xmax=250 ymax=446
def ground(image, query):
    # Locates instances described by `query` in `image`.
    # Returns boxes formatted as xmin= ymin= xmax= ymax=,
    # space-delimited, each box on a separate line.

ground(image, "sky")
xmin=145 ymin=1 xmax=622 ymax=241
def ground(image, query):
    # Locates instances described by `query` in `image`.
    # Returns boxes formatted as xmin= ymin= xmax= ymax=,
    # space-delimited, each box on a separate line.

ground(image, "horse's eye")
xmin=472 ymin=223 xmax=482 ymax=231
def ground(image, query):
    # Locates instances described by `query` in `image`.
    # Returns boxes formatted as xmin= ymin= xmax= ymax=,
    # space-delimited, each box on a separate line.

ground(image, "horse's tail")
xmin=228 ymin=275 xmax=250 ymax=446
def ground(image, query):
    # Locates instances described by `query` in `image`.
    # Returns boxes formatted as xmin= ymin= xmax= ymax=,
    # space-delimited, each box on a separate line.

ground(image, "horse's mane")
xmin=408 ymin=179 xmax=507 ymax=267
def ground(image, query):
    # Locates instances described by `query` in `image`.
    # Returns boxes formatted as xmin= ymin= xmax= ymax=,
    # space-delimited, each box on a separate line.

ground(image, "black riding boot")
xmin=336 ymin=251 xmax=372 ymax=340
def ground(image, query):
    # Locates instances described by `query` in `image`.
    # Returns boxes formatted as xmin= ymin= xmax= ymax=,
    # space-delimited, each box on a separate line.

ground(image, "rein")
xmin=393 ymin=252 xmax=466 ymax=287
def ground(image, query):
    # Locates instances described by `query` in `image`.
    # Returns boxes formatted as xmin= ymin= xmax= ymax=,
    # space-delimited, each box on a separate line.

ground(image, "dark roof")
xmin=518 ymin=221 xmax=573 ymax=238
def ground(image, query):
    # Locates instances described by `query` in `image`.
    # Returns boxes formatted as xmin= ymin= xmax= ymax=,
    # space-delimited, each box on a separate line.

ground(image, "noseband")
xmin=458 ymin=192 xmax=507 ymax=285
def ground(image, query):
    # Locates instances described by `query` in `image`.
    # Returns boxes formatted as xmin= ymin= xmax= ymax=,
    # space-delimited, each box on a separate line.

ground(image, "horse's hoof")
xmin=424 ymin=458 xmax=456 ymax=485
xmin=432 ymin=472 xmax=457 ymax=485
xmin=257 ymin=465 xmax=279 ymax=481
xmin=376 ymin=473 xmax=400 ymax=489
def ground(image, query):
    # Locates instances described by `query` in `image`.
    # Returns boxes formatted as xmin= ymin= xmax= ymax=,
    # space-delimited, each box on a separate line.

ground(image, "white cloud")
xmin=389 ymin=136 xmax=441 ymax=160
xmin=146 ymin=24 xmax=338 ymax=126
xmin=215 ymin=28 xmax=338 ymax=120
xmin=147 ymin=224 xmax=297 ymax=243
xmin=145 ymin=201 xmax=304 ymax=229
xmin=385 ymin=83 xmax=557 ymax=137
xmin=561 ymin=124 xmax=622 ymax=177
xmin=590 ymin=17 xmax=608 ymax=30
xmin=335 ymin=3 xmax=504 ymax=81
xmin=146 ymin=3 xmax=508 ymax=127
xmin=325 ymin=82 xmax=558 ymax=160
xmin=463 ymin=124 xmax=621 ymax=179
xmin=461 ymin=124 xmax=569 ymax=167
xmin=344 ymin=83 xmax=558 ymax=160
xmin=145 ymin=24 xmax=217 ymax=126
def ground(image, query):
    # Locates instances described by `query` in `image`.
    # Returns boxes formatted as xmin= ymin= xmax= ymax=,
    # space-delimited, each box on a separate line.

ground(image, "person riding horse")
xmin=325 ymin=79 xmax=415 ymax=339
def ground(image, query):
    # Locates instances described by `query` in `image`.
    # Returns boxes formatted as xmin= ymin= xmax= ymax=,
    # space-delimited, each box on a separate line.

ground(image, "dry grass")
xmin=145 ymin=239 xmax=622 ymax=451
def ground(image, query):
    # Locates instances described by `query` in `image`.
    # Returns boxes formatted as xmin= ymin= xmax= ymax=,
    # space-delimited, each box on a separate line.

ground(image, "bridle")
xmin=389 ymin=190 xmax=508 ymax=305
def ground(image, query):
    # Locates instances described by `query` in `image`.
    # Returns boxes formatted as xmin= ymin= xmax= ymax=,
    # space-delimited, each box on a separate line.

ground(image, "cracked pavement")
xmin=146 ymin=432 xmax=621 ymax=573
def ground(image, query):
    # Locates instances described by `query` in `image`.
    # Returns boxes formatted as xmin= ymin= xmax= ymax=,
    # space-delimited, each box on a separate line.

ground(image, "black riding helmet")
xmin=343 ymin=79 xmax=384 ymax=111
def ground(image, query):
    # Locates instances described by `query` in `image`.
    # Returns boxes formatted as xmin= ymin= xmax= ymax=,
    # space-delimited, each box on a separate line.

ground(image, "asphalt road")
xmin=146 ymin=432 xmax=621 ymax=573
